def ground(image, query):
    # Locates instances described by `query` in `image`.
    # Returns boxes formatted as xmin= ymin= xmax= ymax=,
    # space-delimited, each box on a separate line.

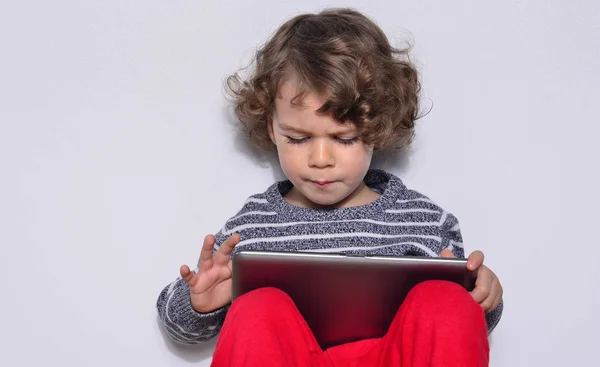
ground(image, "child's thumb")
xmin=180 ymin=265 xmax=196 ymax=285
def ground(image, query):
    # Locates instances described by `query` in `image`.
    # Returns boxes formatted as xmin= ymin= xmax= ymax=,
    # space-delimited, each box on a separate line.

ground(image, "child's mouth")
xmin=310 ymin=180 xmax=335 ymax=189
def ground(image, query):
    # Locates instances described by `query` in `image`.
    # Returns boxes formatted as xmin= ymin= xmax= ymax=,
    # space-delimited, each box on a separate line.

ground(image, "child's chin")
xmin=304 ymin=192 xmax=347 ymax=208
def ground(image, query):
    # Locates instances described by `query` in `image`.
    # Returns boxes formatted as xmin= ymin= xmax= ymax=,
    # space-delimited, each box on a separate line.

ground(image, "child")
xmin=157 ymin=8 xmax=503 ymax=367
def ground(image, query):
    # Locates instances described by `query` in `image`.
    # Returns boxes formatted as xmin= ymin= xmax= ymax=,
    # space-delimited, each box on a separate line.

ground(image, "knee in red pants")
xmin=407 ymin=280 xmax=484 ymax=320
xmin=230 ymin=287 xmax=294 ymax=317
xmin=212 ymin=287 xmax=324 ymax=367
xmin=380 ymin=280 xmax=489 ymax=367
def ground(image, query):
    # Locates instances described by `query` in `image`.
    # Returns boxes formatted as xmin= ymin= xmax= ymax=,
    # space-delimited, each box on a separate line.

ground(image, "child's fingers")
xmin=198 ymin=234 xmax=216 ymax=271
xmin=470 ymin=266 xmax=491 ymax=304
xmin=470 ymin=287 xmax=488 ymax=305
xmin=214 ymin=234 xmax=240 ymax=266
xmin=440 ymin=249 xmax=455 ymax=258
xmin=470 ymin=287 xmax=488 ymax=304
xmin=480 ymin=278 xmax=499 ymax=311
xmin=180 ymin=264 xmax=199 ymax=287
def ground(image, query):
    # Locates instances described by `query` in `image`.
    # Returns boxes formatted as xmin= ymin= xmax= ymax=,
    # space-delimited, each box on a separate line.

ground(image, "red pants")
xmin=212 ymin=280 xmax=489 ymax=367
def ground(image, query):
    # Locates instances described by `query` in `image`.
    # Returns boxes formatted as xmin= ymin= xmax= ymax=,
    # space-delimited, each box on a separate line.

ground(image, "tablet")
xmin=231 ymin=250 xmax=477 ymax=349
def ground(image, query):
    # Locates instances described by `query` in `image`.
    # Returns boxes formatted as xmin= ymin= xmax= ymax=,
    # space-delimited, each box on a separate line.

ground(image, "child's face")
xmin=269 ymin=80 xmax=375 ymax=208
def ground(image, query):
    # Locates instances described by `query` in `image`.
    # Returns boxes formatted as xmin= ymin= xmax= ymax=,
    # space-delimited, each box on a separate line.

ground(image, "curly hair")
xmin=225 ymin=8 xmax=421 ymax=151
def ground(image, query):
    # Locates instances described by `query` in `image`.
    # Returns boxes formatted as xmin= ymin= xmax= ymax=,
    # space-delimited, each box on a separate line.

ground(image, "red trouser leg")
xmin=326 ymin=280 xmax=490 ymax=367
xmin=211 ymin=287 xmax=329 ymax=367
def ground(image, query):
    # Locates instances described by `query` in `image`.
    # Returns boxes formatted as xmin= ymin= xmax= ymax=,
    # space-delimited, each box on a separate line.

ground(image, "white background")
xmin=1 ymin=0 xmax=599 ymax=366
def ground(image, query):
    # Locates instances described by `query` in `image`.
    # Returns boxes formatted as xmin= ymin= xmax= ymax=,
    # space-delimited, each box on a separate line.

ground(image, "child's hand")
xmin=440 ymin=249 xmax=503 ymax=313
xmin=179 ymin=234 xmax=240 ymax=313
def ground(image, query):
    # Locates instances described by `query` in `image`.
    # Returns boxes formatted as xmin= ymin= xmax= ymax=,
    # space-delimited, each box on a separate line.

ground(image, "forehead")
xmin=274 ymin=80 xmax=355 ymax=133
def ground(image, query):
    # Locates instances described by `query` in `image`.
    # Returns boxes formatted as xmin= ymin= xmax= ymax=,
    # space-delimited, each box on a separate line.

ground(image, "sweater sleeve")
xmin=439 ymin=211 xmax=503 ymax=334
xmin=156 ymin=230 xmax=230 ymax=344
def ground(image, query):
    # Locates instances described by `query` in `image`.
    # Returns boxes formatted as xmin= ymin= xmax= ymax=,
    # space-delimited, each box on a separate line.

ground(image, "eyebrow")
xmin=277 ymin=122 xmax=356 ymax=136
xmin=277 ymin=122 xmax=308 ymax=134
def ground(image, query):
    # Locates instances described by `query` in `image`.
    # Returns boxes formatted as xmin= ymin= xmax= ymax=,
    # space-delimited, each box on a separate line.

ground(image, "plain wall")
xmin=1 ymin=0 xmax=599 ymax=366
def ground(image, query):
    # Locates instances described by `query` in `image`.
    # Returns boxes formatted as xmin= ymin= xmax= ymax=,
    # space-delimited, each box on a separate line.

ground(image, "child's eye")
xmin=335 ymin=137 xmax=358 ymax=145
xmin=285 ymin=137 xmax=309 ymax=145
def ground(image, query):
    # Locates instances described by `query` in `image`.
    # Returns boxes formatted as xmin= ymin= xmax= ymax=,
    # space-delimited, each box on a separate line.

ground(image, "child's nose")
xmin=308 ymin=139 xmax=335 ymax=168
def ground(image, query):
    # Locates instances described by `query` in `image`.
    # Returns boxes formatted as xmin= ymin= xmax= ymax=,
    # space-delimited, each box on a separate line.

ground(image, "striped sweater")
xmin=156 ymin=169 xmax=503 ymax=344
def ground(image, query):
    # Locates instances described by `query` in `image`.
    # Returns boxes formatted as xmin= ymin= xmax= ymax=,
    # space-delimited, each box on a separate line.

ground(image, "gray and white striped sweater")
xmin=156 ymin=169 xmax=503 ymax=344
